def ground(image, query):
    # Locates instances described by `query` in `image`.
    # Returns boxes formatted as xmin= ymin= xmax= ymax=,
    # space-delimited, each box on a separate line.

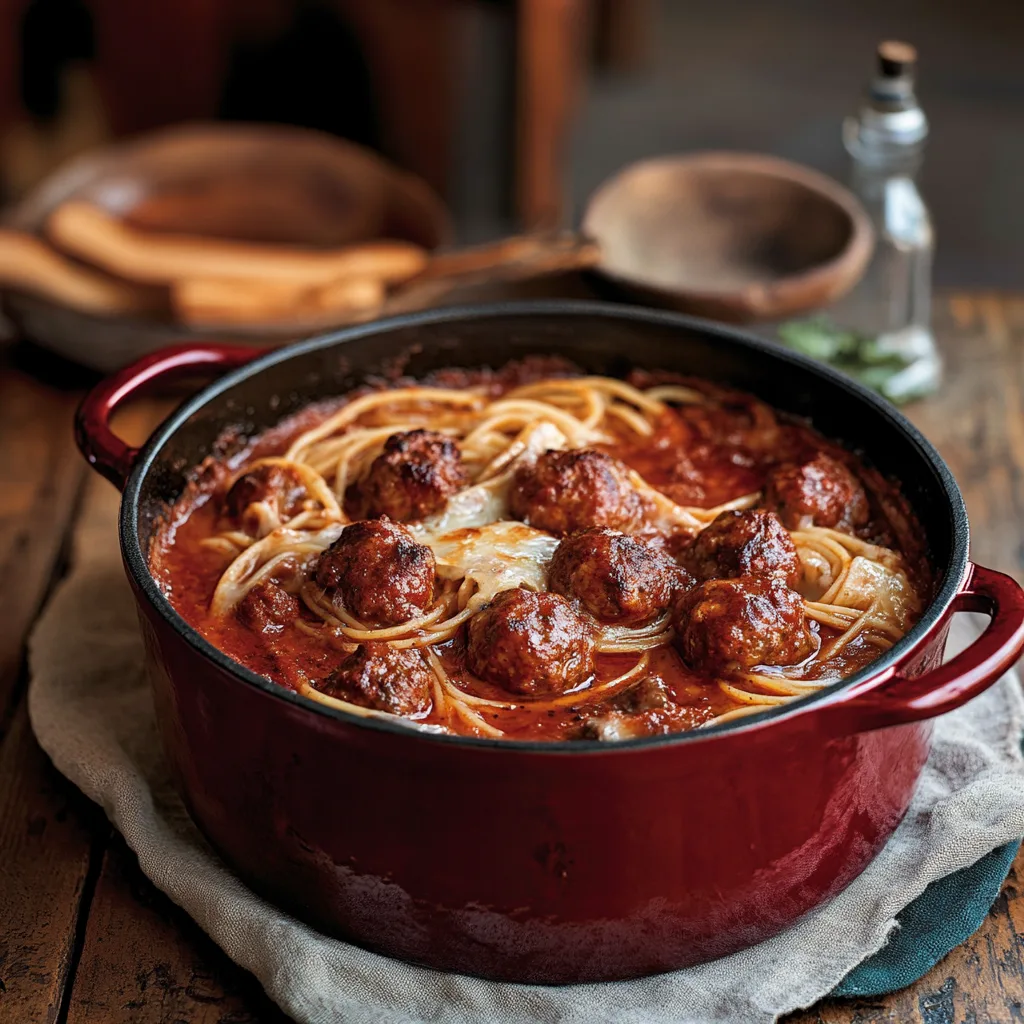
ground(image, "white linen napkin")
xmin=27 ymin=480 xmax=1024 ymax=1024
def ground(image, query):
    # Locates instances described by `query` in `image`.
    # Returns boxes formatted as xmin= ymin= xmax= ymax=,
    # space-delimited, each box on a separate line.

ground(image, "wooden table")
xmin=2 ymin=292 xmax=1023 ymax=1024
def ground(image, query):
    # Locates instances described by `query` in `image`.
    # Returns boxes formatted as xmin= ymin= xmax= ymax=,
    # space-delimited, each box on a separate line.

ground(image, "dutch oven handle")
xmin=819 ymin=562 xmax=1024 ymax=735
xmin=75 ymin=343 xmax=263 ymax=491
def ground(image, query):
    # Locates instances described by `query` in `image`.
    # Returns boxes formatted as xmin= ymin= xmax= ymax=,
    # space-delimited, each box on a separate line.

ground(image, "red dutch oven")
xmin=75 ymin=302 xmax=1024 ymax=983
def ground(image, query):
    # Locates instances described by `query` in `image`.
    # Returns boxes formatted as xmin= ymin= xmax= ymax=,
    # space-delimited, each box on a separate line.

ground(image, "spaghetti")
xmin=151 ymin=364 xmax=931 ymax=742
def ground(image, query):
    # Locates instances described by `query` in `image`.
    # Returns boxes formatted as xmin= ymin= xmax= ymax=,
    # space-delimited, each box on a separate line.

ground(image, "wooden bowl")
xmin=3 ymin=122 xmax=451 ymax=370
xmin=582 ymin=152 xmax=873 ymax=323
xmin=9 ymin=122 xmax=450 ymax=249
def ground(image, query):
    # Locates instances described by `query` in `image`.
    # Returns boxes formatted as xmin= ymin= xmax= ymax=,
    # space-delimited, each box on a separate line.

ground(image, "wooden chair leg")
xmin=515 ymin=0 xmax=587 ymax=230
xmin=336 ymin=0 xmax=455 ymax=201
xmin=593 ymin=0 xmax=652 ymax=73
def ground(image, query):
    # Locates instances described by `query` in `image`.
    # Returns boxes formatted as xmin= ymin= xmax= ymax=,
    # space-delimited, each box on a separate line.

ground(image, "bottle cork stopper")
xmin=878 ymin=40 xmax=917 ymax=77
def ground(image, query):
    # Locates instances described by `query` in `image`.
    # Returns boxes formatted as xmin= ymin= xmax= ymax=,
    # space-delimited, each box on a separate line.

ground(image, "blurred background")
xmin=2 ymin=0 xmax=1021 ymax=287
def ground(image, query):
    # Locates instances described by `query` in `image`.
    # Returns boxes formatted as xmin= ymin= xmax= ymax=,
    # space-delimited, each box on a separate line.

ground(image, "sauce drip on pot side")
xmin=150 ymin=361 xmax=932 ymax=742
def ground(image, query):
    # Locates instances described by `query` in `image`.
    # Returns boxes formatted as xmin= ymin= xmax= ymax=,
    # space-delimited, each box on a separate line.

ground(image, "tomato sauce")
xmin=150 ymin=363 xmax=932 ymax=742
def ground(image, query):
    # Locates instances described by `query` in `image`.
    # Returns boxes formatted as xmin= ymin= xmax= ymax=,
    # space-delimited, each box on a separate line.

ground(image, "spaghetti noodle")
xmin=151 ymin=363 xmax=931 ymax=742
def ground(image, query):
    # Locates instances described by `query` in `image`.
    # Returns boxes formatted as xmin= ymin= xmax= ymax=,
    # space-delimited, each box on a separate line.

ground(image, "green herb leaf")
xmin=846 ymin=363 xmax=903 ymax=391
xmin=777 ymin=318 xmax=940 ymax=404
xmin=856 ymin=337 xmax=907 ymax=365
xmin=777 ymin=319 xmax=861 ymax=361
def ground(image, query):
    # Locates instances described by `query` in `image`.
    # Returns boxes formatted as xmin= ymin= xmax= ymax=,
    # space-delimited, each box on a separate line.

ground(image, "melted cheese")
xmin=412 ymin=477 xmax=512 ymax=536
xmin=424 ymin=521 xmax=559 ymax=609
xmin=831 ymin=555 xmax=919 ymax=631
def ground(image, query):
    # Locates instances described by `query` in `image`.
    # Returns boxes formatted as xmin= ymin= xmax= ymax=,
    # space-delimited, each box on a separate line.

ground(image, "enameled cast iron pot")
xmin=76 ymin=302 xmax=1024 ymax=984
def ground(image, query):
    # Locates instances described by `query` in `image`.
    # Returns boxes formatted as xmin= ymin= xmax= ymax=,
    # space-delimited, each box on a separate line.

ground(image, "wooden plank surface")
xmin=0 ymin=366 xmax=178 ymax=1024
xmin=0 ymin=707 xmax=103 ymax=1024
xmin=0 ymin=343 xmax=94 ymax=1024
xmin=64 ymin=837 xmax=288 ymax=1024
xmin=2 ymin=293 xmax=1024 ymax=1024
xmin=0 ymin=347 xmax=86 ymax=727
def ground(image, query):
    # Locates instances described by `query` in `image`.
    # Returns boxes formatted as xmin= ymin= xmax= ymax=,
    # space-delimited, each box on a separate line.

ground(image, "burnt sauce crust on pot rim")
xmin=123 ymin=301 xmax=968 ymax=750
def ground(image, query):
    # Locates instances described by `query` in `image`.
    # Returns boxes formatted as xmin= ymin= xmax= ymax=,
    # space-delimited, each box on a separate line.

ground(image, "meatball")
xmin=318 ymin=642 xmax=433 ymax=716
xmin=236 ymin=580 xmax=298 ymax=634
xmin=315 ymin=517 xmax=435 ymax=625
xmin=509 ymin=449 xmax=642 ymax=536
xmin=358 ymin=429 xmax=468 ymax=521
xmin=548 ymin=528 xmax=687 ymax=625
xmin=685 ymin=509 xmax=801 ymax=588
xmin=764 ymin=453 xmax=870 ymax=531
xmin=467 ymin=588 xmax=596 ymax=696
xmin=673 ymin=575 xmax=816 ymax=674
xmin=224 ymin=463 xmax=307 ymax=526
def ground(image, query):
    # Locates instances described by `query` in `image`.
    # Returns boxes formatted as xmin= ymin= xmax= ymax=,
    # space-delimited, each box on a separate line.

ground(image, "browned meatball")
xmin=467 ymin=588 xmax=596 ymax=696
xmin=224 ymin=463 xmax=307 ymax=526
xmin=548 ymin=528 xmax=688 ymax=625
xmin=236 ymin=580 xmax=299 ymax=634
xmin=674 ymin=575 xmax=816 ymax=674
xmin=764 ymin=453 xmax=869 ymax=531
xmin=509 ymin=449 xmax=642 ymax=536
xmin=685 ymin=509 xmax=801 ymax=588
xmin=358 ymin=429 xmax=468 ymax=521
xmin=315 ymin=518 xmax=435 ymax=625
xmin=317 ymin=642 xmax=433 ymax=716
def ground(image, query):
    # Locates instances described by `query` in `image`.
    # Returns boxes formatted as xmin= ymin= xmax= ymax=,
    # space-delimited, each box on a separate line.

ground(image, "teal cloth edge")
xmin=830 ymin=839 xmax=1021 ymax=998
